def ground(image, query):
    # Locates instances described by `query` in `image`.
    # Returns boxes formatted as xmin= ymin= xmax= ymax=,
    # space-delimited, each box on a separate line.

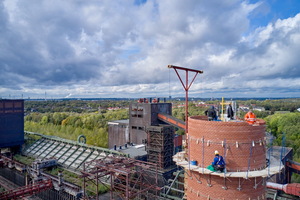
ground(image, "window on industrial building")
xmin=137 ymin=107 xmax=143 ymax=111
xmin=131 ymin=106 xmax=138 ymax=111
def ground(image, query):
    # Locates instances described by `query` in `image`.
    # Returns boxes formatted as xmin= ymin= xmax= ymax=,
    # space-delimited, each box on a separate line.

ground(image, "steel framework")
xmin=0 ymin=179 xmax=53 ymax=200
xmin=146 ymin=125 xmax=174 ymax=169
xmin=81 ymin=156 xmax=160 ymax=200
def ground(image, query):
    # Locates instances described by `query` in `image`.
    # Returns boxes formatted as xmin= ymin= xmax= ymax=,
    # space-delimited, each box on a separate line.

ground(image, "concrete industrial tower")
xmin=174 ymin=116 xmax=283 ymax=200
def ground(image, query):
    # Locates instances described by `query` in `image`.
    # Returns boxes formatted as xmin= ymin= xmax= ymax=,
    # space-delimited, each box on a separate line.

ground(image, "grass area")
xmin=13 ymin=154 xmax=35 ymax=165
xmin=46 ymin=167 xmax=109 ymax=195
xmin=47 ymin=167 xmax=81 ymax=186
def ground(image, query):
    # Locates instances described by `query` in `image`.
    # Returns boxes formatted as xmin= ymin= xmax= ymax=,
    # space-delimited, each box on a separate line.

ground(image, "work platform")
xmin=173 ymin=146 xmax=292 ymax=179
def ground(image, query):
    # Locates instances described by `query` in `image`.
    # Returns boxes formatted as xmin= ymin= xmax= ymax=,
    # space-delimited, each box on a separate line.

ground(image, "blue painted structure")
xmin=190 ymin=160 xmax=197 ymax=165
xmin=0 ymin=100 xmax=24 ymax=148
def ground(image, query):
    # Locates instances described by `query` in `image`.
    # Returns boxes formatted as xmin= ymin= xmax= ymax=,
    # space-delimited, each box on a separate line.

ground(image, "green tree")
xmin=265 ymin=113 xmax=300 ymax=161
xmin=40 ymin=116 xmax=49 ymax=125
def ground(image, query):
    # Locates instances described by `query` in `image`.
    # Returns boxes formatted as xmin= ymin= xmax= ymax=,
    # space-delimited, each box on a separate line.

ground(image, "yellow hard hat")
xmin=215 ymin=150 xmax=219 ymax=155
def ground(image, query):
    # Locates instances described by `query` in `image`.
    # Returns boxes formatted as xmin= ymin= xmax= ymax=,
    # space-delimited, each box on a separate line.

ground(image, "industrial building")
xmin=129 ymin=98 xmax=172 ymax=145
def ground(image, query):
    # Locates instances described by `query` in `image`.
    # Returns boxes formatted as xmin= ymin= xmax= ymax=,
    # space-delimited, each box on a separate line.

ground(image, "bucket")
xmin=190 ymin=160 xmax=197 ymax=165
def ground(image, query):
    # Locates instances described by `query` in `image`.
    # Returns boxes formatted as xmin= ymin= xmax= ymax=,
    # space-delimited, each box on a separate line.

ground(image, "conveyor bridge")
xmin=158 ymin=113 xmax=185 ymax=130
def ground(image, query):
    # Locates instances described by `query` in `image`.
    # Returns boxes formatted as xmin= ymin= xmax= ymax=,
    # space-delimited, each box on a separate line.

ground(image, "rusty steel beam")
xmin=286 ymin=161 xmax=300 ymax=171
xmin=168 ymin=65 xmax=203 ymax=74
xmin=0 ymin=179 xmax=53 ymax=200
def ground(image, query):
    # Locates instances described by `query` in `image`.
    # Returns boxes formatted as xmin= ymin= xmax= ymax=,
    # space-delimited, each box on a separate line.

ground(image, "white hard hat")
xmin=215 ymin=150 xmax=219 ymax=155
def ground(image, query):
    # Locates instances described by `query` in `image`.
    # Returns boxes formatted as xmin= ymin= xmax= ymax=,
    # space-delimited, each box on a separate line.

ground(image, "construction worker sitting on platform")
xmin=212 ymin=150 xmax=225 ymax=172
xmin=205 ymin=106 xmax=217 ymax=121
xmin=244 ymin=110 xmax=256 ymax=124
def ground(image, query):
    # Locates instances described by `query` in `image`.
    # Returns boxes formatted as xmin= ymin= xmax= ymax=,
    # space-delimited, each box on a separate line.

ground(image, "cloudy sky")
xmin=1 ymin=0 xmax=300 ymax=99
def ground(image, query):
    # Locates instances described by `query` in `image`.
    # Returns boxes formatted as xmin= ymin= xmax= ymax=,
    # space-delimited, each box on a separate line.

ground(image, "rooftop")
xmin=107 ymin=119 xmax=129 ymax=125
xmin=112 ymin=144 xmax=147 ymax=159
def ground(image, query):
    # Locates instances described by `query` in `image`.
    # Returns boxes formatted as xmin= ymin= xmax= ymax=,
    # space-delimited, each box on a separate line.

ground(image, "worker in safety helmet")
xmin=205 ymin=106 xmax=217 ymax=121
xmin=212 ymin=150 xmax=225 ymax=172
xmin=244 ymin=110 xmax=256 ymax=125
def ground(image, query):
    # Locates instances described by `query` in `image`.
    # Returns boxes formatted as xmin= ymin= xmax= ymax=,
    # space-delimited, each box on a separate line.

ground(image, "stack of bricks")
xmin=146 ymin=125 xmax=174 ymax=169
xmin=184 ymin=115 xmax=267 ymax=200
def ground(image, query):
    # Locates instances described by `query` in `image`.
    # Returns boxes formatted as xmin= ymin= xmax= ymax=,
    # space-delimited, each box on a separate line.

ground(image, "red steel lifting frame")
xmin=167 ymin=65 xmax=203 ymax=133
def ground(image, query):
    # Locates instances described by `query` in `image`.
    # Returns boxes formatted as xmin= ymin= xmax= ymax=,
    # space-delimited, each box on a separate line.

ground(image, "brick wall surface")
xmin=188 ymin=116 xmax=266 ymax=171
xmin=186 ymin=171 xmax=266 ymax=200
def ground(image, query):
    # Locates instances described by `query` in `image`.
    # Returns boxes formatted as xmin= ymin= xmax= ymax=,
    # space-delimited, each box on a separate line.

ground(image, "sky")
xmin=1 ymin=0 xmax=300 ymax=99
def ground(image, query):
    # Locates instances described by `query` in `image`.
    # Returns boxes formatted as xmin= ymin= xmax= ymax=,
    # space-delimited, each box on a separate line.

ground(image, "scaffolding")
xmin=146 ymin=125 xmax=174 ymax=169
xmin=161 ymin=169 xmax=185 ymax=200
xmin=174 ymin=150 xmax=284 ymax=178
xmin=81 ymin=155 xmax=160 ymax=200
xmin=172 ymin=146 xmax=292 ymax=198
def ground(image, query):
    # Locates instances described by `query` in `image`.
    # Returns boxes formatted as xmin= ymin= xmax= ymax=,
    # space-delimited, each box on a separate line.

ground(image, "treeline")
xmin=172 ymin=102 xmax=207 ymax=121
xmin=25 ymin=100 xmax=131 ymax=113
xmin=24 ymin=98 xmax=300 ymax=114
xmin=24 ymin=109 xmax=128 ymax=147
xmin=237 ymin=99 xmax=300 ymax=113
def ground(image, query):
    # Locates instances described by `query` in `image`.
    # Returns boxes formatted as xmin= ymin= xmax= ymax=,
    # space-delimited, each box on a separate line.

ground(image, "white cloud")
xmin=0 ymin=0 xmax=299 ymax=99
